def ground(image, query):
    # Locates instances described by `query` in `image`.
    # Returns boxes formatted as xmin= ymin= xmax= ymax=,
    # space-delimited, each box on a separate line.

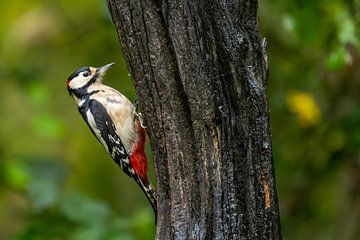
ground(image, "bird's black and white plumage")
xmin=66 ymin=63 xmax=157 ymax=216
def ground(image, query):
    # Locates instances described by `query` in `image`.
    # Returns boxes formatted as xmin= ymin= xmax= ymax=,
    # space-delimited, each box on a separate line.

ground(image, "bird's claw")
xmin=134 ymin=98 xmax=147 ymax=129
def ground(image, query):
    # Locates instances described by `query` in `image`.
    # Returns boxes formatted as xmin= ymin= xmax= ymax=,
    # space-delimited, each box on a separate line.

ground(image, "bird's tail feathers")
xmin=133 ymin=175 xmax=157 ymax=222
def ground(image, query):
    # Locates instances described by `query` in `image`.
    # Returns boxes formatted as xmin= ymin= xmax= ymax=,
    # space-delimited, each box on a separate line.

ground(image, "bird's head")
xmin=66 ymin=63 xmax=114 ymax=94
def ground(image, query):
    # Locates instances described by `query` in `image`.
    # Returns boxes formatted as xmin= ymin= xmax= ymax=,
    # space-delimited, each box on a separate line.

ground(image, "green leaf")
xmin=294 ymin=8 xmax=318 ymax=43
xmin=282 ymin=14 xmax=295 ymax=32
xmin=3 ymin=160 xmax=30 ymax=189
xmin=325 ymin=46 xmax=350 ymax=70
xmin=339 ymin=18 xmax=358 ymax=46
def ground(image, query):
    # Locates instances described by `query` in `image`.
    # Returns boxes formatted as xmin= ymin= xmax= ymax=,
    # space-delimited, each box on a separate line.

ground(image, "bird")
xmin=66 ymin=63 xmax=157 ymax=216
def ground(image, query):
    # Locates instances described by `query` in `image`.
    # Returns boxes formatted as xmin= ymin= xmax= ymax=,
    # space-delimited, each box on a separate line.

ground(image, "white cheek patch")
xmin=69 ymin=75 xmax=92 ymax=89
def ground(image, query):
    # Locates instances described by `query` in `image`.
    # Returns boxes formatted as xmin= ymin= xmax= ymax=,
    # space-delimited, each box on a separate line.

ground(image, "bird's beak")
xmin=95 ymin=63 xmax=114 ymax=80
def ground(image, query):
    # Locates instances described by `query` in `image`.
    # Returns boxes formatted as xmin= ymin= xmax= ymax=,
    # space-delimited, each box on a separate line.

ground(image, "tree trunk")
xmin=106 ymin=0 xmax=281 ymax=239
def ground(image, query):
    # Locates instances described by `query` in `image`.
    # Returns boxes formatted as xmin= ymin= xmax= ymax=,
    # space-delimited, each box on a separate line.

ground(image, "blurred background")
xmin=0 ymin=0 xmax=358 ymax=239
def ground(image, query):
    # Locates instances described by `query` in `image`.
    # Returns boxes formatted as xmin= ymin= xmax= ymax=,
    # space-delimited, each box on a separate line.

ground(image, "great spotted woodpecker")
xmin=66 ymin=63 xmax=157 ymax=215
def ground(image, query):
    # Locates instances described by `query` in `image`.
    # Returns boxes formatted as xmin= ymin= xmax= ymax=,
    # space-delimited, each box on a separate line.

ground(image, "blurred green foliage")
xmin=0 ymin=0 xmax=155 ymax=239
xmin=0 ymin=0 xmax=359 ymax=239
xmin=261 ymin=0 xmax=360 ymax=239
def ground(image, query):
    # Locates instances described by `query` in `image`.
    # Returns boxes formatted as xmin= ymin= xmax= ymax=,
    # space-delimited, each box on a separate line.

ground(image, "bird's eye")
xmin=83 ymin=71 xmax=90 ymax=77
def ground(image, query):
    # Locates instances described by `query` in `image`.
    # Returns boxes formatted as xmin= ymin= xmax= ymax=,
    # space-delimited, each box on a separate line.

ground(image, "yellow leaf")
xmin=287 ymin=91 xmax=321 ymax=127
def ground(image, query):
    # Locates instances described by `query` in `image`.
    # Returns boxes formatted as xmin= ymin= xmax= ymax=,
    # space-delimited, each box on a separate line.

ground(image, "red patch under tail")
xmin=129 ymin=121 xmax=149 ymax=185
xmin=129 ymin=121 xmax=157 ymax=217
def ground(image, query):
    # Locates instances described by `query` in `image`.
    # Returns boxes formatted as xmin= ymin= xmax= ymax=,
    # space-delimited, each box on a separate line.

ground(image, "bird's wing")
xmin=90 ymin=87 xmax=136 ymax=154
xmin=82 ymin=98 xmax=134 ymax=177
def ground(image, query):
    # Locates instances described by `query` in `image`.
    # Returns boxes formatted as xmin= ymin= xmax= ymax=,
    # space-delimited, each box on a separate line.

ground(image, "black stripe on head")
xmin=67 ymin=66 xmax=90 ymax=81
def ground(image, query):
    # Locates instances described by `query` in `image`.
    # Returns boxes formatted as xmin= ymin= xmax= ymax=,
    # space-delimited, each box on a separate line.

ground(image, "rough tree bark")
xmin=107 ymin=0 xmax=281 ymax=239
